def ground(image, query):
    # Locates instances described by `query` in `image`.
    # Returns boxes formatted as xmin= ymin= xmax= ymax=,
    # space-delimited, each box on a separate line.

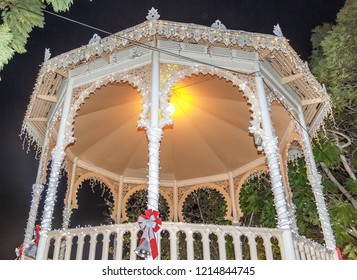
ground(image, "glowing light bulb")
xmin=167 ymin=103 xmax=175 ymax=116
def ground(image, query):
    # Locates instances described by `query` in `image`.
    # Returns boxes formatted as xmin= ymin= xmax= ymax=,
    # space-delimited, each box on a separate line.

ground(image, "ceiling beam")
xmin=101 ymin=53 xmax=111 ymax=64
xmin=28 ymin=117 xmax=47 ymax=122
xmin=301 ymin=97 xmax=323 ymax=106
xmin=259 ymin=48 xmax=271 ymax=60
xmin=37 ymin=94 xmax=57 ymax=102
xmin=55 ymin=68 xmax=67 ymax=77
xmin=281 ymin=73 xmax=303 ymax=84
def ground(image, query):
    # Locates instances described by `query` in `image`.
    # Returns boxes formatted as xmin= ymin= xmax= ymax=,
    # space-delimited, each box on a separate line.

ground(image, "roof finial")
xmin=211 ymin=19 xmax=226 ymax=30
xmin=273 ymin=24 xmax=283 ymax=37
xmin=44 ymin=48 xmax=51 ymax=62
xmin=146 ymin=7 xmax=160 ymax=21
xmin=89 ymin=33 xmax=101 ymax=44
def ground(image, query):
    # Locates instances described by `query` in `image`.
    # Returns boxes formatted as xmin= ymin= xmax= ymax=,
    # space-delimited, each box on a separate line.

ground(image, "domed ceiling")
xmin=68 ymin=73 xmax=291 ymax=181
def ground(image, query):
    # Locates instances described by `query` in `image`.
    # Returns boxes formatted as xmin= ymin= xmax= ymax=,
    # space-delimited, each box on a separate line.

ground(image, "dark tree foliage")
xmin=125 ymin=189 xmax=170 ymax=222
xmin=310 ymin=0 xmax=357 ymax=259
xmin=182 ymin=187 xmax=231 ymax=225
xmin=288 ymin=158 xmax=323 ymax=243
xmin=239 ymin=173 xmax=276 ymax=228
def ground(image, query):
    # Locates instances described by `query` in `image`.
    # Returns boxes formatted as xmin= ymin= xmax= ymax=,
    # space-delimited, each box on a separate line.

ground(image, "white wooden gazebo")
xmin=21 ymin=9 xmax=337 ymax=260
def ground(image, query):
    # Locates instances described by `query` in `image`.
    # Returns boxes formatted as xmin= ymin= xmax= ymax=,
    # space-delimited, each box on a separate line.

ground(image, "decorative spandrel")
xmin=214 ymin=180 xmax=230 ymax=195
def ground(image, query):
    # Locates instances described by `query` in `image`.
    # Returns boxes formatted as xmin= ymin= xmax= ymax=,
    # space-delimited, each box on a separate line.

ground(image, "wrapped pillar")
xmin=255 ymin=72 xmax=296 ymax=259
xmin=36 ymin=80 xmax=73 ymax=259
xmin=146 ymin=49 xmax=162 ymax=211
xmin=297 ymin=107 xmax=336 ymax=253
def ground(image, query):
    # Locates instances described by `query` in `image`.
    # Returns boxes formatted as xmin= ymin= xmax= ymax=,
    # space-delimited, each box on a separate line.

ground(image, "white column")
xmin=23 ymin=183 xmax=44 ymax=251
xmin=255 ymin=72 xmax=296 ymax=259
xmin=173 ymin=180 xmax=178 ymax=222
xmin=62 ymin=157 xmax=78 ymax=229
xmin=23 ymin=128 xmax=51 ymax=252
xmin=147 ymin=49 xmax=162 ymax=211
xmin=59 ymin=157 xmax=77 ymax=260
xmin=228 ymin=172 xmax=238 ymax=222
xmin=36 ymin=80 xmax=73 ymax=260
xmin=297 ymin=107 xmax=337 ymax=252
xmin=279 ymin=153 xmax=299 ymax=232
xmin=116 ymin=176 xmax=124 ymax=224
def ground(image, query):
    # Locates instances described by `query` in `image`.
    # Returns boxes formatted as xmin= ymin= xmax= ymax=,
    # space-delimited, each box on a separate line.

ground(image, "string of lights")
xmin=39 ymin=8 xmax=337 ymax=168
xmin=8 ymin=5 xmax=334 ymax=168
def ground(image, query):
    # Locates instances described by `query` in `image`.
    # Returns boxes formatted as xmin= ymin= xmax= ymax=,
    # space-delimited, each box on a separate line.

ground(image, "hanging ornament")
xmin=135 ymin=209 xmax=162 ymax=259
xmin=336 ymin=248 xmax=343 ymax=260
xmin=24 ymin=225 xmax=41 ymax=258
xmin=15 ymin=243 xmax=24 ymax=260
xmin=16 ymin=225 xmax=41 ymax=260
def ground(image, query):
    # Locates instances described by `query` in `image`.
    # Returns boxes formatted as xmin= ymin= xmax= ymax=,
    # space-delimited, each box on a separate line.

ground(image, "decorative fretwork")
xmin=22 ymin=20 xmax=331 ymax=151
xmin=160 ymin=186 xmax=174 ymax=204
xmin=214 ymin=180 xmax=230 ymax=196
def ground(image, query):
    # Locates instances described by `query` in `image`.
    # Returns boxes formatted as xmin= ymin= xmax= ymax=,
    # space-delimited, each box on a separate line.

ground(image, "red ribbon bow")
xmin=137 ymin=209 xmax=162 ymax=259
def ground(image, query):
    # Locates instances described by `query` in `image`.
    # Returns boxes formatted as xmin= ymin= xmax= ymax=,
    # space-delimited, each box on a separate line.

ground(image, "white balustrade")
xmin=292 ymin=233 xmax=335 ymax=260
xmin=42 ymin=222 xmax=335 ymax=260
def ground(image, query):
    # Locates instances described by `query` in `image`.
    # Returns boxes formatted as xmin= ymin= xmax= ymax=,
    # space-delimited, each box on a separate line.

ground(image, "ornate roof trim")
xmin=21 ymin=19 xmax=332 ymax=151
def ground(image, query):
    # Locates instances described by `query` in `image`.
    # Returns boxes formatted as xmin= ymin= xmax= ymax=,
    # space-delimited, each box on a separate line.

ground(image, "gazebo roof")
xmin=21 ymin=16 xmax=331 ymax=182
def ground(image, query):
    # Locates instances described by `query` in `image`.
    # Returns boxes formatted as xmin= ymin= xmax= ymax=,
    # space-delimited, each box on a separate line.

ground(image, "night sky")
xmin=0 ymin=0 xmax=345 ymax=260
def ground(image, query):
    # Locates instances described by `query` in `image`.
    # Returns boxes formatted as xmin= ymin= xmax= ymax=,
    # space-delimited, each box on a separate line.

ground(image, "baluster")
xmin=115 ymin=230 xmax=123 ymax=260
xmin=170 ymin=229 xmax=177 ymax=260
xmin=64 ymin=235 xmax=73 ymax=260
xmin=293 ymin=238 xmax=301 ymax=260
xmin=233 ymin=232 xmax=243 ymax=260
xmin=202 ymin=230 xmax=210 ymax=260
xmin=101 ymin=231 xmax=110 ymax=260
xmin=52 ymin=235 xmax=63 ymax=260
xmin=309 ymin=245 xmax=317 ymax=260
xmin=130 ymin=228 xmax=138 ymax=260
xmin=247 ymin=233 xmax=258 ymax=260
xmin=43 ymin=236 xmax=51 ymax=260
xmin=262 ymin=235 xmax=273 ymax=260
xmin=186 ymin=230 xmax=194 ymax=260
xmin=58 ymin=239 xmax=66 ymax=260
xmin=315 ymin=248 xmax=323 ymax=260
xmin=275 ymin=235 xmax=286 ymax=260
xmin=76 ymin=234 xmax=85 ymax=260
xmin=218 ymin=232 xmax=226 ymax=260
xmin=88 ymin=233 xmax=97 ymax=260
xmin=297 ymin=242 xmax=306 ymax=260
xmin=304 ymin=244 xmax=312 ymax=260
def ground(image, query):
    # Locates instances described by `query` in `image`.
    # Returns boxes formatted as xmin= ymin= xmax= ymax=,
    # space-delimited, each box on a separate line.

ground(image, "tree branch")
xmin=327 ymin=129 xmax=352 ymax=149
xmin=320 ymin=162 xmax=357 ymax=210
xmin=347 ymin=226 xmax=357 ymax=239
xmin=328 ymin=129 xmax=356 ymax=180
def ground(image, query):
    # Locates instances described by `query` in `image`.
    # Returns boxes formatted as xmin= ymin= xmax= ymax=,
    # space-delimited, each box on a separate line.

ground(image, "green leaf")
xmin=312 ymin=136 xmax=341 ymax=168
xmin=2 ymin=0 xmax=45 ymax=53
xmin=346 ymin=178 xmax=357 ymax=195
xmin=0 ymin=24 xmax=15 ymax=70
xmin=46 ymin=0 xmax=73 ymax=12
